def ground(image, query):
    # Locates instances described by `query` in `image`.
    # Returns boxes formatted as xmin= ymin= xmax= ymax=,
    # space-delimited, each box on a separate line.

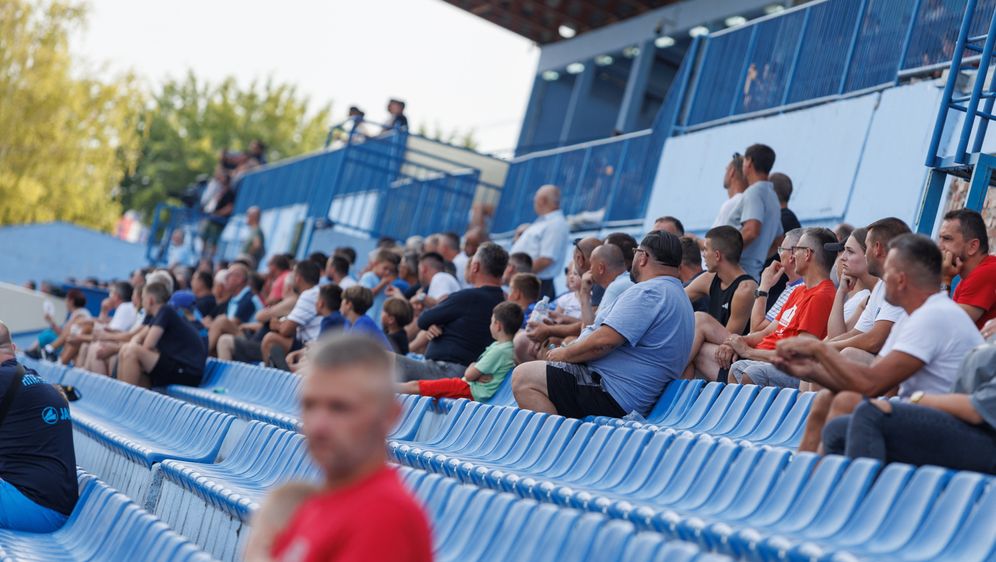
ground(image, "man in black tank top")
xmin=684 ymin=226 xmax=758 ymax=380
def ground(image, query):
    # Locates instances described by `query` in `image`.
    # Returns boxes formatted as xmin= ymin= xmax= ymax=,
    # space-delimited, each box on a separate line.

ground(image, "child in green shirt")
xmin=397 ymin=302 xmax=522 ymax=401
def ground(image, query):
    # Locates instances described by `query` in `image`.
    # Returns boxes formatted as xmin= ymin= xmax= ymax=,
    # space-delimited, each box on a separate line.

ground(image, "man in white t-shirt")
xmin=714 ymin=153 xmax=748 ymax=228
xmin=510 ymin=184 xmax=571 ymax=300
xmin=824 ymin=218 xmax=910 ymax=358
xmin=773 ymin=234 xmax=984 ymax=453
xmin=414 ymin=252 xmax=461 ymax=307
xmin=60 ymin=281 xmax=137 ymax=366
xmin=260 ymin=261 xmax=325 ymax=369
xmin=326 ymin=255 xmax=357 ymax=289
xmin=452 ymin=227 xmax=487 ymax=289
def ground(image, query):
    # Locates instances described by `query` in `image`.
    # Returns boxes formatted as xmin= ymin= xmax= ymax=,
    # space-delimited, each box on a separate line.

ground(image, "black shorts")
xmin=233 ymin=335 xmax=263 ymax=363
xmin=546 ymin=362 xmax=626 ymax=419
xmin=149 ymin=354 xmax=203 ymax=387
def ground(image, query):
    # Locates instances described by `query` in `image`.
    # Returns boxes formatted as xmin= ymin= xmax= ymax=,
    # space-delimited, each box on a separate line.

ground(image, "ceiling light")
xmin=622 ymin=46 xmax=640 ymax=58
xmin=725 ymin=15 xmax=747 ymax=27
xmin=541 ymin=70 xmax=560 ymax=81
xmin=654 ymin=35 xmax=675 ymax=49
xmin=558 ymin=25 xmax=576 ymax=38
xmin=595 ymin=55 xmax=614 ymax=66
xmin=764 ymin=4 xmax=785 ymax=15
xmin=566 ymin=62 xmax=585 ymax=74
xmin=689 ymin=25 xmax=709 ymax=37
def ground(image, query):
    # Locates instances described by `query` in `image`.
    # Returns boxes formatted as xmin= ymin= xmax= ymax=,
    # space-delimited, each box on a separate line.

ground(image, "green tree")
xmin=0 ymin=0 xmax=145 ymax=230
xmin=120 ymin=73 xmax=332 ymax=217
xmin=415 ymin=122 xmax=479 ymax=151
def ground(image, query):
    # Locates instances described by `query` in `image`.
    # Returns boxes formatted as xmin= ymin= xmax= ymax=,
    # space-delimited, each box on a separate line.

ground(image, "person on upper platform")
xmin=511 ymin=185 xmax=571 ymax=300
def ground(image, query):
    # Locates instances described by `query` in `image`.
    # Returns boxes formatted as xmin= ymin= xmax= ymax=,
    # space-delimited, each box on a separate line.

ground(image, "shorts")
xmin=729 ymin=359 xmax=799 ymax=389
xmin=546 ymin=362 xmax=625 ymax=419
xmin=149 ymin=354 xmax=203 ymax=387
xmin=0 ymin=479 xmax=68 ymax=533
xmin=417 ymin=378 xmax=473 ymax=400
xmin=200 ymin=220 xmax=226 ymax=246
xmin=233 ymin=335 xmax=263 ymax=363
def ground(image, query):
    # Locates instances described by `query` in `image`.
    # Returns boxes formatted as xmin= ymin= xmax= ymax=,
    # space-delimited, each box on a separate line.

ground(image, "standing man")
xmin=714 ymin=153 xmax=748 ymax=227
xmin=242 ymin=206 xmax=265 ymax=268
xmin=384 ymin=99 xmax=409 ymax=133
xmin=0 ymin=322 xmax=78 ymax=532
xmin=730 ymin=143 xmax=783 ymax=279
xmin=939 ymin=208 xmax=996 ymax=329
xmin=511 ymin=184 xmax=571 ymax=300
xmin=265 ymin=334 xmax=432 ymax=561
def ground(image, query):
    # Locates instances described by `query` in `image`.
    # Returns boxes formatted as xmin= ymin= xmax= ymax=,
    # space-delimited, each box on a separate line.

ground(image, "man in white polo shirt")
xmin=511 ymin=184 xmax=571 ymax=300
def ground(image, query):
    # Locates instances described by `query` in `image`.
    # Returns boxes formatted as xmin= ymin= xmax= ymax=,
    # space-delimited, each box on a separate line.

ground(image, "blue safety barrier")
xmin=0 ymin=472 xmax=215 ymax=562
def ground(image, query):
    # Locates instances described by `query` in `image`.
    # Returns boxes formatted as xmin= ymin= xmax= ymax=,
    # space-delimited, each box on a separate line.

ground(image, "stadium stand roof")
xmin=442 ymin=0 xmax=685 ymax=44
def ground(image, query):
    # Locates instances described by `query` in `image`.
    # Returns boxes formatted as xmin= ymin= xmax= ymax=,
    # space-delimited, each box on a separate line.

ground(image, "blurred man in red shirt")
xmin=939 ymin=208 xmax=996 ymax=330
xmin=258 ymin=333 xmax=432 ymax=562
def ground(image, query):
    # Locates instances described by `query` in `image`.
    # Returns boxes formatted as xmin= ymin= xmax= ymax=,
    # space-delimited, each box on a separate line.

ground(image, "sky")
xmin=73 ymin=0 xmax=539 ymax=154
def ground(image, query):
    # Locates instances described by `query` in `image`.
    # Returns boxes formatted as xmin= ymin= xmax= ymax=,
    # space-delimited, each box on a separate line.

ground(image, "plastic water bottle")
xmin=529 ymin=296 xmax=551 ymax=324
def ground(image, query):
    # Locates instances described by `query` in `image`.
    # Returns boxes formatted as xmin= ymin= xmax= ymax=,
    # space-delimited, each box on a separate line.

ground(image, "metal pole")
xmin=924 ymin=0 xmax=978 ymax=166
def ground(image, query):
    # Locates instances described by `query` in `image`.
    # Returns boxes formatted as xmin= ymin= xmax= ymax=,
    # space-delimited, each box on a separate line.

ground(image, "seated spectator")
xmin=397 ymin=252 xmax=420 ymax=298
xmin=826 ymin=227 xmax=873 ymax=338
xmin=242 ymin=207 xmax=265 ymax=266
xmin=262 ymin=255 xmax=292 ymax=306
xmin=0 ymin=322 xmax=78 ymax=532
xmin=397 ymin=243 xmax=508 ymax=381
xmin=653 ymin=216 xmax=685 ymax=236
xmin=718 ymin=228 xmax=838 ymax=387
xmin=407 ymin=252 xmax=460 ymax=308
xmin=341 ymin=286 xmax=391 ymax=349
xmin=713 ymin=153 xmax=747 ymax=228
xmin=821 ymin=341 xmax=996 ymax=473
xmin=552 ymin=263 xmax=583 ymax=320
xmin=502 ymin=252 xmax=533 ymax=287
xmin=318 ymin=285 xmax=347 ymax=335
xmin=25 ymin=289 xmax=90 ymax=361
xmin=263 ymin=334 xmax=431 ymax=562
xmin=382 ymin=297 xmax=414 ymax=355
xmin=80 ymin=284 xmax=148 ymax=376
xmin=59 ymin=282 xmax=137 ymax=366
xmin=259 ymin=261 xmax=324 ymax=367
xmin=751 ymin=228 xmax=805 ymax=332
xmin=939 ymin=208 xmax=996 ymax=329
xmin=684 ymin=226 xmax=758 ymax=378
xmin=823 ymin=219 xmax=909 ymax=359
xmin=359 ymin=249 xmax=401 ymax=329
xmin=604 ymin=232 xmax=638 ymax=272
xmin=190 ymin=270 xmax=216 ymax=317
xmin=508 ymin=273 xmax=541 ymax=326
xmin=774 ymin=234 xmax=984 ymax=453
xmin=325 ymin=254 xmax=357 ymax=289
xmin=678 ymin=235 xmax=709 ymax=313
xmin=398 ymin=302 xmax=521 ymax=401
xmin=205 ymin=264 xmax=259 ymax=354
xmin=453 ymin=227 xmax=488 ymax=289
xmin=581 ymin=243 xmax=633 ymax=327
xmin=510 ymin=185 xmax=570 ymax=299
xmin=118 ymin=282 xmax=207 ymax=388
xmin=166 ymin=229 xmax=196 ymax=268
xmin=335 ymin=246 xmax=357 ymax=268
xmin=512 ymin=231 xmax=694 ymax=419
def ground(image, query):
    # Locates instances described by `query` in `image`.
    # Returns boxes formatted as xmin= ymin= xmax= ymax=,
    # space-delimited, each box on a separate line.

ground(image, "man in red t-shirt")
xmin=715 ymin=227 xmax=837 ymax=388
xmin=257 ymin=333 xmax=432 ymax=562
xmin=939 ymin=209 xmax=996 ymax=330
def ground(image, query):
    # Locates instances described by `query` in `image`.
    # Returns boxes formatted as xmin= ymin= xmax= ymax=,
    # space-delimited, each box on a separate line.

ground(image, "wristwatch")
xmin=910 ymin=390 xmax=925 ymax=404
xmin=754 ymin=288 xmax=769 ymax=299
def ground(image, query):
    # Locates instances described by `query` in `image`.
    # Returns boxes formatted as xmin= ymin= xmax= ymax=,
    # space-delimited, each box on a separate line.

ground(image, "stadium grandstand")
xmin=3 ymin=0 xmax=996 ymax=561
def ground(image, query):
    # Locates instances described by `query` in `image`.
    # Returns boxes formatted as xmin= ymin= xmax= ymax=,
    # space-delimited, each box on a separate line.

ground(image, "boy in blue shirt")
xmin=317 ymin=284 xmax=347 ymax=335
xmin=397 ymin=302 xmax=522 ymax=401
xmin=341 ymin=286 xmax=391 ymax=349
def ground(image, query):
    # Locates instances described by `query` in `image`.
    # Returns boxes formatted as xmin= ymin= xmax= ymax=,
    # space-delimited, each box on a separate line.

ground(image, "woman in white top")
xmin=827 ymin=227 xmax=876 ymax=339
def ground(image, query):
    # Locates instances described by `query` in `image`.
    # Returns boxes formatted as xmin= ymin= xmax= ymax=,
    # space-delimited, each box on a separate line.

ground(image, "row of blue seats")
xmin=0 ymin=472 xmax=215 ymax=562
xmin=166 ymin=360 xmax=302 ymax=431
xmin=388 ymin=398 xmax=996 ymax=561
xmin=400 ymin=466 xmax=731 ymax=562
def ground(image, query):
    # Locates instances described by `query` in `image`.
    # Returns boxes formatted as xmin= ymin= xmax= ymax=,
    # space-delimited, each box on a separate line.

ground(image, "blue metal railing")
xmin=681 ymin=0 xmax=996 ymax=131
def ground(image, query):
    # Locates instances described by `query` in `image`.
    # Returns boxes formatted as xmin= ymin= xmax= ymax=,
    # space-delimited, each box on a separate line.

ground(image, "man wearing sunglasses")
xmin=511 ymin=231 xmax=694 ymax=419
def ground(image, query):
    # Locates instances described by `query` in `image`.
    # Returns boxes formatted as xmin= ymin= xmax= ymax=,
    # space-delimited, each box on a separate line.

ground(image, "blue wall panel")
xmin=0 ymin=223 xmax=145 ymax=285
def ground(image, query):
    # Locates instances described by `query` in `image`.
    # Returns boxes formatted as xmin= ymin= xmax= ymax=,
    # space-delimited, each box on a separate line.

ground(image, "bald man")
xmin=582 ymin=244 xmax=633 ymax=327
xmin=262 ymin=334 xmax=432 ymax=561
xmin=454 ymin=227 xmax=489 ymax=289
xmin=511 ymin=184 xmax=571 ymax=299
xmin=0 ymin=322 xmax=78 ymax=531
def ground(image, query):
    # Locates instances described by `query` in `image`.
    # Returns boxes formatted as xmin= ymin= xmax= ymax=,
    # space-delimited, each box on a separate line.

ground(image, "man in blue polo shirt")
xmin=0 ymin=321 xmax=78 ymax=531
xmin=205 ymin=263 xmax=259 ymax=355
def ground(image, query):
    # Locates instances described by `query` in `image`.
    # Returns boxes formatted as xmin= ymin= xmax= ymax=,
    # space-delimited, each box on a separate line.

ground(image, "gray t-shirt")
xmin=584 ymin=276 xmax=695 ymax=416
xmin=954 ymin=343 xmax=996 ymax=430
xmin=735 ymin=180 xmax=783 ymax=279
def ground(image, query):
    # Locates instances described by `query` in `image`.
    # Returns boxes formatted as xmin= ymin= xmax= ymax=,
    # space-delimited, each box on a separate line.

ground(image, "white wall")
xmin=0 ymin=282 xmax=68 ymax=335
xmin=643 ymin=80 xmax=946 ymax=234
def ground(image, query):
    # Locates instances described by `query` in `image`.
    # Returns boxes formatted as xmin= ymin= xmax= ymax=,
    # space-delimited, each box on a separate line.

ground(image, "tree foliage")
xmin=0 ymin=0 xmax=144 ymax=230
xmin=119 ymin=73 xmax=332 ymax=217
xmin=415 ymin=122 xmax=479 ymax=151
